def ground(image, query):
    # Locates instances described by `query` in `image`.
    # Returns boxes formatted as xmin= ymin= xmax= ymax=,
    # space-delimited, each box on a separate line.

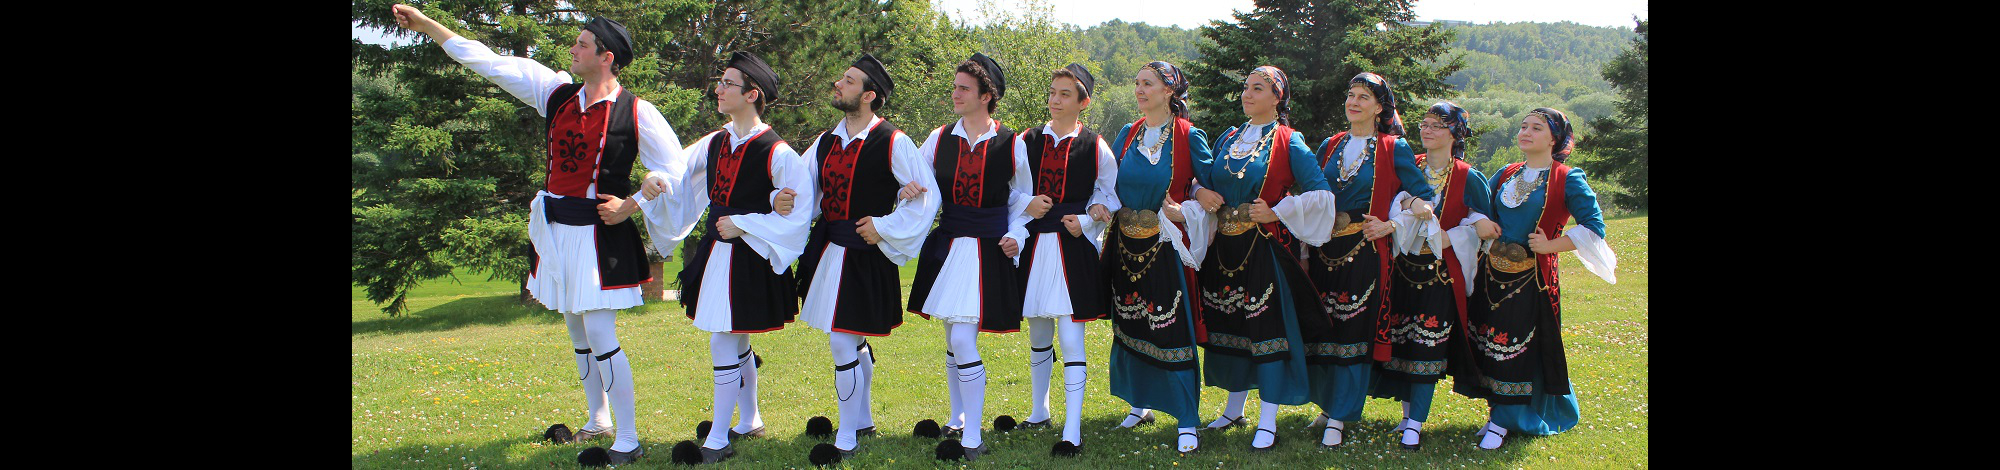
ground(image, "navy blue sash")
xmin=815 ymin=219 xmax=876 ymax=251
xmin=700 ymin=204 xmax=761 ymax=247
xmin=543 ymin=195 xmax=604 ymax=226
xmin=1024 ymin=201 xmax=1088 ymax=233
xmin=922 ymin=203 xmax=1011 ymax=260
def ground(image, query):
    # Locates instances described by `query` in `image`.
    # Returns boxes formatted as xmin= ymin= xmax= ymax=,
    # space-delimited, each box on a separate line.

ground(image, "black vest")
xmin=934 ymin=120 xmax=1017 ymax=209
xmin=705 ymin=128 xmax=784 ymax=212
xmin=535 ymin=83 xmax=650 ymax=289
xmin=813 ymin=119 xmax=904 ymax=221
xmin=1019 ymin=125 xmax=1100 ymax=205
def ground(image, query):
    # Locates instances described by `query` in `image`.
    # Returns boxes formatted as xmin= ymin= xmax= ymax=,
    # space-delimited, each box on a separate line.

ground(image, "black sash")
xmin=543 ymin=195 xmax=604 ymax=226
xmin=1024 ymin=201 xmax=1088 ymax=233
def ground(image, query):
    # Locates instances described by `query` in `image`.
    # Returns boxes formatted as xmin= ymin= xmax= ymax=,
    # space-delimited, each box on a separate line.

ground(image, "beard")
xmin=830 ymin=93 xmax=862 ymax=113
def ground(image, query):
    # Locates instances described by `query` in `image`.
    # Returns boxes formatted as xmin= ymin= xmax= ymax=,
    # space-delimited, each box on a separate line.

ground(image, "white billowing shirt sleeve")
xmin=627 ymin=100 xmax=691 ymax=255
xmin=440 ymin=37 xmax=570 ymax=116
xmin=1167 ymin=195 xmax=1215 ymax=269
xmin=1078 ymin=138 xmax=1120 ymax=252
xmin=1003 ymin=137 xmax=1034 ymax=265
xmin=1273 ymin=190 xmax=1337 ymax=247
xmin=797 ymin=136 xmax=825 ymax=225
xmin=726 ymin=142 xmax=816 ymax=273
xmin=1445 ymin=223 xmax=1482 ymax=296
xmin=1567 ymin=227 xmax=1617 ymax=284
xmin=868 ymin=131 xmax=941 ymax=265
xmin=1389 ymin=190 xmax=1442 ymax=256
xmin=653 ymin=133 xmax=716 ymax=254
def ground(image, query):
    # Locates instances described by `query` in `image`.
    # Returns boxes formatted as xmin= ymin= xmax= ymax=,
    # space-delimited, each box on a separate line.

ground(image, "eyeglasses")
xmin=717 ymin=78 xmax=747 ymax=90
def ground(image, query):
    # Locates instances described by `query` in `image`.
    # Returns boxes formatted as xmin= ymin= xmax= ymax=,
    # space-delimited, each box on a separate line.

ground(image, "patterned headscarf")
xmin=1250 ymin=65 xmax=1290 ymax=127
xmin=1426 ymin=101 xmax=1472 ymax=159
xmin=1348 ymin=72 xmax=1404 ymax=135
xmin=1143 ymin=61 xmax=1191 ymax=119
xmin=1528 ymin=107 xmax=1575 ymax=161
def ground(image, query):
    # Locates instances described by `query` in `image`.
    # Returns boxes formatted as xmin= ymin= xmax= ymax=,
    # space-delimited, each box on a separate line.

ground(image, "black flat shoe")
xmin=962 ymin=441 xmax=991 ymax=462
xmin=856 ymin=425 xmax=878 ymax=437
xmin=943 ymin=425 xmax=964 ymax=438
xmin=1250 ymin=428 xmax=1278 ymax=452
xmin=1017 ymin=418 xmax=1053 ymax=429
xmin=608 ymin=445 xmax=645 ymax=464
xmin=1320 ymin=423 xmax=1345 ymax=449
xmin=699 ymin=443 xmax=736 ymax=464
xmin=729 ymin=425 xmax=766 ymax=439
xmin=1207 ymin=414 xmax=1248 ymax=430
xmin=1051 ymin=440 xmax=1082 ymax=457
xmin=1120 ymin=410 xmax=1155 ymax=428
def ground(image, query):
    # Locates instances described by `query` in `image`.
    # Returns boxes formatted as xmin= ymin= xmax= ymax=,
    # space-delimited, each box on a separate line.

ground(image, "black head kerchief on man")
xmin=968 ymin=52 xmax=1006 ymax=99
xmin=582 ymin=17 xmax=634 ymax=68
xmin=1062 ymin=62 xmax=1095 ymax=99
xmin=853 ymin=53 xmax=894 ymax=107
xmin=728 ymin=51 xmax=780 ymax=102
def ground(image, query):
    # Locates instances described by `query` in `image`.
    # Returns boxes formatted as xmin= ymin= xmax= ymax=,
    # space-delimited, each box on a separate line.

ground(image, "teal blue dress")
xmin=1194 ymin=122 xmax=1334 ymax=406
xmin=1454 ymin=164 xmax=1603 ymax=435
xmin=1104 ymin=120 xmax=1213 ymax=424
xmin=1303 ymin=133 xmax=1435 ymax=422
xmin=1369 ymin=155 xmax=1493 ymax=423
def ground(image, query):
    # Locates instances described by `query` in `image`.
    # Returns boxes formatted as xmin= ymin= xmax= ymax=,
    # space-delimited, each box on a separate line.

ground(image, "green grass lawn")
xmin=352 ymin=215 xmax=1647 ymax=468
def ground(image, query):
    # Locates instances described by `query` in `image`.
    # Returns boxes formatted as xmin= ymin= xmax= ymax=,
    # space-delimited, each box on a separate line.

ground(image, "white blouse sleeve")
xmin=440 ymin=37 xmax=570 ymax=116
xmin=628 ymin=100 xmax=691 ymax=255
xmin=1003 ymin=137 xmax=1034 ymax=265
xmin=1445 ymin=224 xmax=1482 ymax=296
xmin=654 ymin=133 xmax=715 ymax=252
xmin=1167 ymin=196 xmax=1215 ymax=268
xmin=1273 ymin=190 xmax=1338 ymax=247
xmin=1566 ymin=227 xmax=1617 ymax=284
xmin=726 ymin=142 xmax=816 ymax=273
xmin=868 ymin=131 xmax=941 ymax=265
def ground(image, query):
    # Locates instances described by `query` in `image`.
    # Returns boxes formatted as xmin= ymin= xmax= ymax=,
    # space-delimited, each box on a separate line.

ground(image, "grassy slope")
xmin=352 ymin=216 xmax=1646 ymax=468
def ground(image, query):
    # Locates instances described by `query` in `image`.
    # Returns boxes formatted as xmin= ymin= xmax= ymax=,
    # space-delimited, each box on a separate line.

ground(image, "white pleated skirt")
xmin=919 ymin=237 xmax=986 ymax=324
xmin=527 ymin=223 xmax=645 ymax=315
xmin=1020 ymin=232 xmax=1075 ymax=319
xmin=800 ymin=245 xmax=848 ymax=333
xmin=690 ymin=241 xmax=736 ymax=332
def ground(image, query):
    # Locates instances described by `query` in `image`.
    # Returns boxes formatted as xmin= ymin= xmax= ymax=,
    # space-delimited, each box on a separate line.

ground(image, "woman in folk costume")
xmin=1451 ymin=107 xmax=1616 ymax=451
xmin=1301 ymin=72 xmax=1436 ymax=447
xmin=794 ymin=53 xmax=938 ymax=462
xmin=1191 ymin=65 xmax=1339 ymax=451
xmin=390 ymin=6 xmax=689 ymax=465
xmin=659 ymin=51 xmax=815 ymax=465
xmin=907 ymin=52 xmax=1031 ymax=462
xmin=1370 ymin=101 xmax=1500 ymax=450
xmin=1103 ymin=60 xmax=1217 ymax=455
xmin=1011 ymin=63 xmax=1120 ymax=456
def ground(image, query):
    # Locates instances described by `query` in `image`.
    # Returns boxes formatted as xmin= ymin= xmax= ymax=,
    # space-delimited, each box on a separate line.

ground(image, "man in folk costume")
xmin=907 ymin=52 xmax=1032 ymax=462
xmin=655 ymin=51 xmax=815 ymax=465
xmin=390 ymin=6 xmax=688 ymax=465
xmin=1011 ymin=63 xmax=1119 ymax=455
xmin=793 ymin=53 xmax=939 ymax=462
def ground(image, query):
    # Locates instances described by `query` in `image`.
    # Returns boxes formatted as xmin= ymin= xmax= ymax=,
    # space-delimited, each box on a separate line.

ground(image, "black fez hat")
xmin=968 ymin=52 xmax=1005 ymax=99
xmin=852 ymin=53 xmax=893 ymax=105
xmin=727 ymin=51 xmax=780 ymax=103
xmin=1062 ymin=62 xmax=1095 ymax=99
xmin=582 ymin=17 xmax=633 ymax=69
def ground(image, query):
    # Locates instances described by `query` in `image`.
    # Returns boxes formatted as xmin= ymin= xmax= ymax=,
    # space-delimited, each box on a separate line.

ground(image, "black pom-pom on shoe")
xmin=935 ymin=439 xmax=966 ymax=460
xmin=695 ymin=420 xmax=714 ymax=440
xmin=577 ymin=447 xmax=610 ymax=466
xmin=808 ymin=443 xmax=842 ymax=466
xmin=670 ymin=440 xmax=703 ymax=464
xmin=544 ymin=423 xmax=574 ymax=443
xmin=806 ymin=416 xmax=834 ymax=438
xmin=1051 ymin=440 xmax=1081 ymax=457
xmin=994 ymin=415 xmax=1017 ymax=432
xmin=914 ymin=419 xmax=941 ymax=438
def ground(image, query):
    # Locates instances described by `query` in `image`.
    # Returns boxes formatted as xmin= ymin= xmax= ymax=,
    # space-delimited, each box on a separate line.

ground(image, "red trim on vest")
xmin=1115 ymin=117 xmax=1205 ymax=336
xmin=1036 ymin=134 xmax=1075 ymax=200
xmin=1355 ymin=134 xmax=1401 ymax=362
xmin=1421 ymin=154 xmax=1474 ymax=333
xmin=1494 ymin=161 xmax=1572 ymax=319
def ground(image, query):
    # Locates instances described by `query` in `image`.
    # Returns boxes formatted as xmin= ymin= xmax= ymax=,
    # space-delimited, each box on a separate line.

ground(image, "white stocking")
xmin=704 ymin=332 xmax=747 ymax=450
xmin=582 ymin=310 xmax=638 ymax=453
xmin=949 ymin=322 xmax=987 ymax=448
xmin=1026 ymin=317 xmax=1056 ymax=423
xmin=563 ymin=312 xmax=611 ymax=431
